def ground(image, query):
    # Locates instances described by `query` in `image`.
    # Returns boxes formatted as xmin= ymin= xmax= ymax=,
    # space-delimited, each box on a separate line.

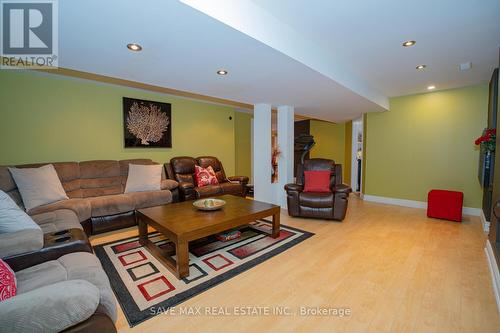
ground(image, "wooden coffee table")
xmin=136 ymin=195 xmax=281 ymax=278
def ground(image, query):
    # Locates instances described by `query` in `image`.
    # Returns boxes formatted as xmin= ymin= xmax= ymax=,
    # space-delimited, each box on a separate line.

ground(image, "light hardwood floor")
xmin=90 ymin=196 xmax=500 ymax=333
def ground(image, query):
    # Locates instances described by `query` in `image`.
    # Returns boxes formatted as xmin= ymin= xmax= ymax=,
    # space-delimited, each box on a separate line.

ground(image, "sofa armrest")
xmin=332 ymin=184 xmax=352 ymax=194
xmin=177 ymin=182 xmax=195 ymax=201
xmin=178 ymin=181 xmax=194 ymax=191
xmin=227 ymin=176 xmax=249 ymax=184
xmin=0 ymin=228 xmax=43 ymax=258
xmin=0 ymin=280 xmax=100 ymax=332
xmin=284 ymin=183 xmax=304 ymax=193
xmin=161 ymin=179 xmax=178 ymax=191
xmin=334 ymin=164 xmax=344 ymax=185
xmin=284 ymin=183 xmax=302 ymax=217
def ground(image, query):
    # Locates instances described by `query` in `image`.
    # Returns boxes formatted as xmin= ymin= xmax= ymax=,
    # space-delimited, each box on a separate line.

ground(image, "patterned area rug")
xmin=94 ymin=220 xmax=313 ymax=327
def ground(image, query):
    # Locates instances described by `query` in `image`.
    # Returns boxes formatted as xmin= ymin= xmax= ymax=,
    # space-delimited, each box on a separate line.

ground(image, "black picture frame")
xmin=123 ymin=97 xmax=172 ymax=148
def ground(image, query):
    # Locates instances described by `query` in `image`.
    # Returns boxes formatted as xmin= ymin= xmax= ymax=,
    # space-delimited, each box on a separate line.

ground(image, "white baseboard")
xmin=481 ymin=209 xmax=491 ymax=234
xmin=485 ymin=240 xmax=500 ymax=315
xmin=362 ymin=194 xmax=482 ymax=217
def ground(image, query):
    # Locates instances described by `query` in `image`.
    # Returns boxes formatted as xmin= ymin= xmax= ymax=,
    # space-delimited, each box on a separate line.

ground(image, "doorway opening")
xmin=351 ymin=117 xmax=363 ymax=194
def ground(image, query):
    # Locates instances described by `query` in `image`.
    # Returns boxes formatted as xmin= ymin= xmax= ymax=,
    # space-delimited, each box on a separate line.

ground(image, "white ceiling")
xmin=251 ymin=0 xmax=500 ymax=97
xmin=57 ymin=0 xmax=500 ymax=122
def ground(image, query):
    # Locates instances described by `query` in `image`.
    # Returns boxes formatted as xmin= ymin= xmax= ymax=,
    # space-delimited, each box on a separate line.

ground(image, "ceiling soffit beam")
xmin=19 ymin=66 xmax=320 ymax=118
xmin=180 ymin=0 xmax=389 ymax=111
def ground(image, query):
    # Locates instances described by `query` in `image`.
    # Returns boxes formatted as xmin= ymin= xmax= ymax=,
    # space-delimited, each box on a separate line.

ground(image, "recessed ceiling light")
xmin=216 ymin=69 xmax=228 ymax=75
xmin=427 ymin=85 xmax=436 ymax=90
xmin=416 ymin=64 xmax=426 ymax=70
xmin=127 ymin=43 xmax=142 ymax=51
xmin=402 ymin=40 xmax=416 ymax=47
xmin=459 ymin=62 xmax=472 ymax=71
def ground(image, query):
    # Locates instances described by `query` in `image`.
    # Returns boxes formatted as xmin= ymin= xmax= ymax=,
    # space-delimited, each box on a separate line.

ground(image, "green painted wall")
xmin=234 ymin=111 xmax=252 ymax=181
xmin=365 ymin=84 xmax=488 ymax=208
xmin=0 ymin=70 xmax=236 ymax=174
xmin=310 ymin=120 xmax=346 ymax=166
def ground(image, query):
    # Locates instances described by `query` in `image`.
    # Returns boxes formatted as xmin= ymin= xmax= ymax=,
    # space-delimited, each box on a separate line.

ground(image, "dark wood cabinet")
xmin=490 ymin=67 xmax=500 ymax=267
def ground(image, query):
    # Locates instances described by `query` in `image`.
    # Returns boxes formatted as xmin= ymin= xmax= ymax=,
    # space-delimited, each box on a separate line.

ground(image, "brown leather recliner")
xmin=284 ymin=158 xmax=352 ymax=221
xmin=165 ymin=156 xmax=249 ymax=201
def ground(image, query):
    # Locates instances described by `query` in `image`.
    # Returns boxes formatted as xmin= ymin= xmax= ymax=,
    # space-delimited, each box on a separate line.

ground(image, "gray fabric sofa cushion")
xmin=0 ymin=279 xmax=100 ymax=333
xmin=15 ymin=260 xmax=67 ymax=294
xmin=28 ymin=198 xmax=92 ymax=222
xmin=88 ymin=194 xmax=135 ymax=217
xmin=0 ymin=228 xmax=44 ymax=258
xmin=14 ymin=252 xmax=117 ymax=322
xmin=0 ymin=190 xmax=43 ymax=258
xmin=31 ymin=209 xmax=82 ymax=233
xmin=0 ymin=190 xmax=41 ymax=233
xmin=125 ymin=190 xmax=173 ymax=209
xmin=58 ymin=252 xmax=117 ymax=321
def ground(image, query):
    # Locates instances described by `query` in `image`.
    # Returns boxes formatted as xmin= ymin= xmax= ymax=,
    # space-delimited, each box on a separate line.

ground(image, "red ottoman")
xmin=427 ymin=190 xmax=463 ymax=222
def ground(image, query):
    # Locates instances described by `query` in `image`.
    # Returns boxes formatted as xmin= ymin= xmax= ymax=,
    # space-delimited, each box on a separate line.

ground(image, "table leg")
xmin=175 ymin=238 xmax=190 ymax=278
xmin=138 ymin=215 xmax=148 ymax=245
xmin=272 ymin=210 xmax=280 ymax=238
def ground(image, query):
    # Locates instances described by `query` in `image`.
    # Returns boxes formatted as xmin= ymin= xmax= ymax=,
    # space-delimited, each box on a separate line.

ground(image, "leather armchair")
xmin=284 ymin=158 xmax=351 ymax=221
xmin=165 ymin=156 xmax=249 ymax=201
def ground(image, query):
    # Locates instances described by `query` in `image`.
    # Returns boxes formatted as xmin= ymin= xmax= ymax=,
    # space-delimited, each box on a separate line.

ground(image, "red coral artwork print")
xmin=123 ymin=97 xmax=172 ymax=148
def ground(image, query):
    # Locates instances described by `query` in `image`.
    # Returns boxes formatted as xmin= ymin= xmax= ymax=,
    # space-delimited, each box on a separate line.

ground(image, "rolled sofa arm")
xmin=0 ymin=280 xmax=100 ymax=333
xmin=332 ymin=184 xmax=351 ymax=221
xmin=284 ymin=183 xmax=302 ymax=217
xmin=161 ymin=179 xmax=178 ymax=191
xmin=332 ymin=183 xmax=352 ymax=194
xmin=284 ymin=183 xmax=304 ymax=193
xmin=177 ymin=181 xmax=195 ymax=201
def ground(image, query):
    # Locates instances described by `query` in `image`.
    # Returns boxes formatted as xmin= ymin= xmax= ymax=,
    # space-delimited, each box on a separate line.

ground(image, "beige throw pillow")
xmin=8 ymin=164 xmax=69 ymax=211
xmin=124 ymin=164 xmax=163 ymax=193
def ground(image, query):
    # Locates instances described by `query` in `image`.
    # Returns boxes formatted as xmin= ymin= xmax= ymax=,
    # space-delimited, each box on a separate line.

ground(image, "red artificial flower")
xmin=475 ymin=128 xmax=496 ymax=147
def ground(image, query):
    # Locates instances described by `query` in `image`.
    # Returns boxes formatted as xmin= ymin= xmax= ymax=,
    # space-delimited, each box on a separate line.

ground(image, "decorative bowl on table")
xmin=193 ymin=198 xmax=226 ymax=211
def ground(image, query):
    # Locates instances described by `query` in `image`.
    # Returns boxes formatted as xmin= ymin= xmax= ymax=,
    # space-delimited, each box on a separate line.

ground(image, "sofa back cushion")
xmin=12 ymin=163 xmax=81 ymax=199
xmin=170 ymin=157 xmax=197 ymax=185
xmin=79 ymin=160 xmax=122 ymax=198
xmin=196 ymin=156 xmax=226 ymax=183
xmin=0 ymin=167 xmax=23 ymax=207
xmin=8 ymin=165 xmax=69 ymax=211
xmin=0 ymin=162 xmax=81 ymax=207
xmin=297 ymin=158 xmax=336 ymax=187
xmin=1 ymin=159 xmax=164 ymax=201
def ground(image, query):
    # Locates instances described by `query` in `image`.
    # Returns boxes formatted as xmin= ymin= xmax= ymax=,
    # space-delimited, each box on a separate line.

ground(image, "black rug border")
xmin=93 ymin=221 xmax=314 ymax=327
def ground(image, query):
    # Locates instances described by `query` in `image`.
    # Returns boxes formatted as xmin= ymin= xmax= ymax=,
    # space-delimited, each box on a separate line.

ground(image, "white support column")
xmin=276 ymin=105 xmax=294 ymax=208
xmin=253 ymin=104 xmax=273 ymax=203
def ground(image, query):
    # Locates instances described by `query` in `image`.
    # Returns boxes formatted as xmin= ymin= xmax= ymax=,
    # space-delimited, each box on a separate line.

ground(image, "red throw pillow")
xmin=195 ymin=165 xmax=219 ymax=187
xmin=0 ymin=259 xmax=16 ymax=301
xmin=303 ymin=170 xmax=331 ymax=193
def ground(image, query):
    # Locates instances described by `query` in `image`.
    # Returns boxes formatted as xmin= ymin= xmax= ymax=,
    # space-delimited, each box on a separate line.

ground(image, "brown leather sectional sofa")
xmin=165 ymin=156 xmax=249 ymax=201
xmin=284 ymin=158 xmax=351 ymax=220
xmin=0 ymin=159 xmax=179 ymax=235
